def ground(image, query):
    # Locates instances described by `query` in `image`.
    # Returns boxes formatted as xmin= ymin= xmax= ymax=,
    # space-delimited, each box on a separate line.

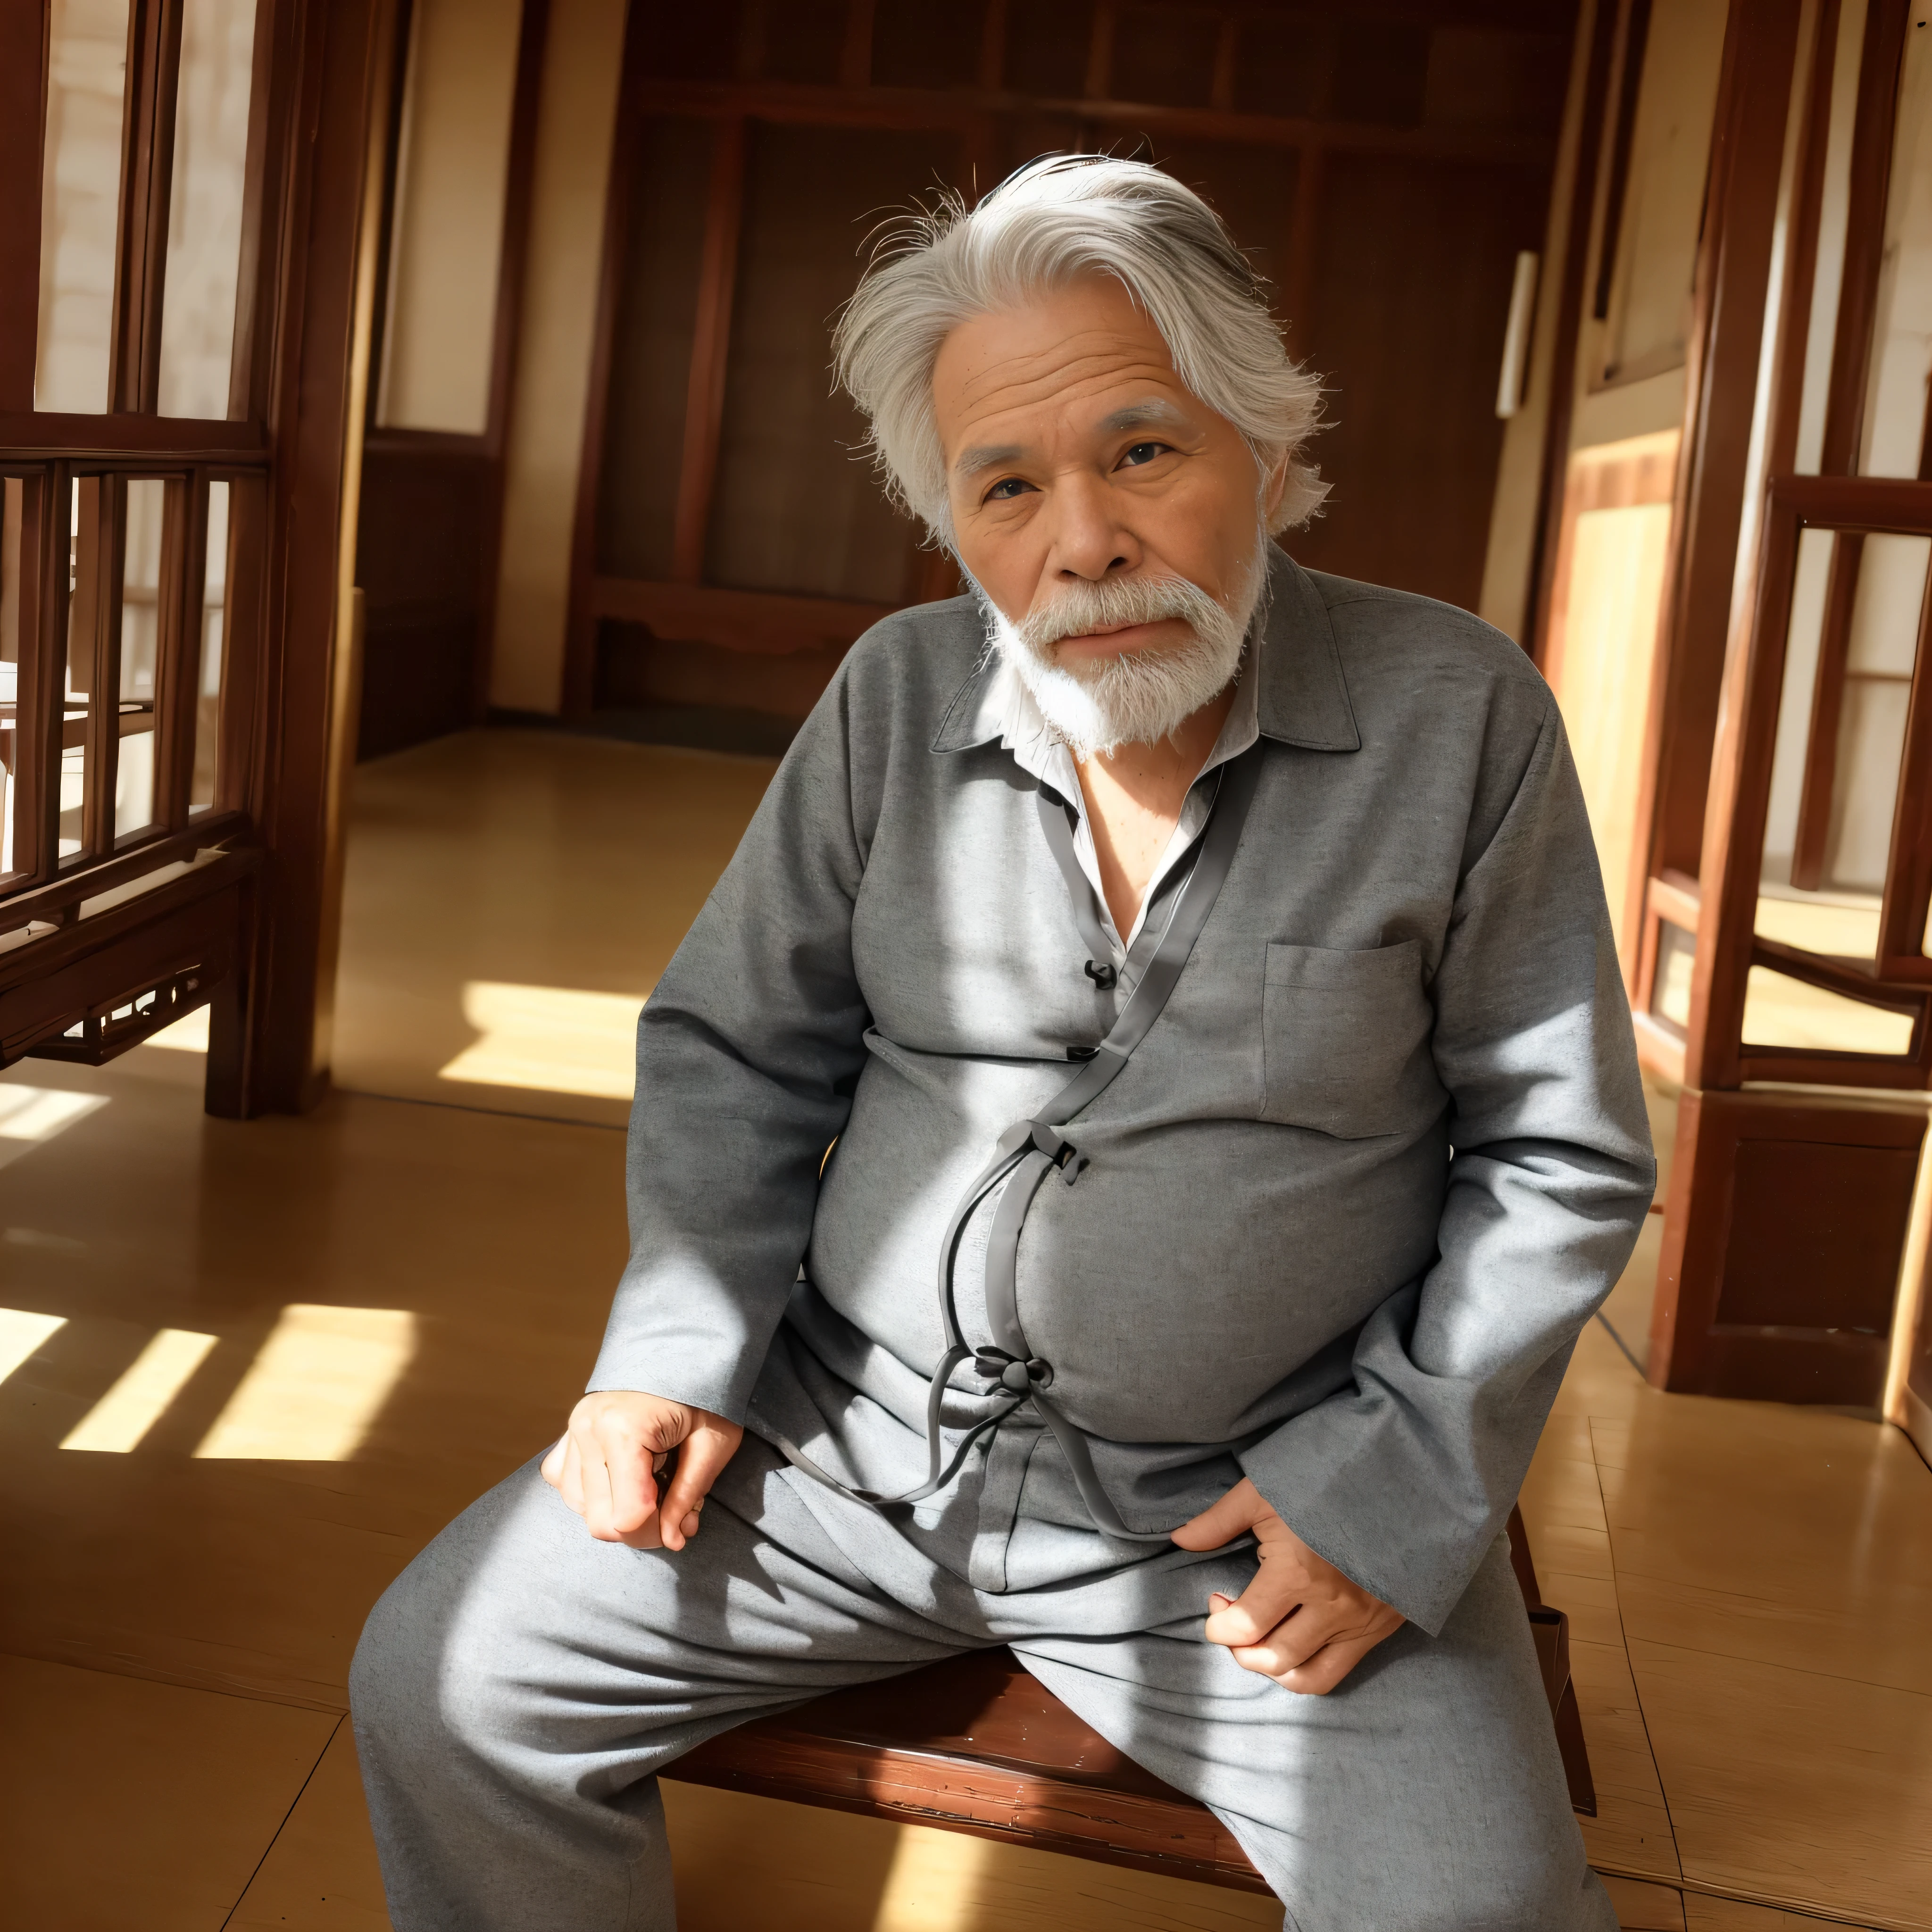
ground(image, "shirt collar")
xmin=931 ymin=546 xmax=1361 ymax=758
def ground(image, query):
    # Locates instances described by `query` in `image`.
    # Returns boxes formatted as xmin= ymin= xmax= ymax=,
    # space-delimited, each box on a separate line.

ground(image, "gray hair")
xmin=832 ymin=154 xmax=1327 ymax=547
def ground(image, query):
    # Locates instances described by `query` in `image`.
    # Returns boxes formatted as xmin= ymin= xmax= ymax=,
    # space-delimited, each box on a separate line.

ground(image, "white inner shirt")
xmin=974 ymin=652 xmax=1260 ymax=960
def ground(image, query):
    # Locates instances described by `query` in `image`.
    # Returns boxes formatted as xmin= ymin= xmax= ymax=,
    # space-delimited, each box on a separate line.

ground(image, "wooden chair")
xmin=673 ymin=1508 xmax=1595 ymax=1893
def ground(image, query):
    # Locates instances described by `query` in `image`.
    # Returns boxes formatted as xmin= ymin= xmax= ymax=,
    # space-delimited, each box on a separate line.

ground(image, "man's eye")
xmin=1120 ymin=441 xmax=1170 ymax=467
xmin=985 ymin=477 xmax=1033 ymax=500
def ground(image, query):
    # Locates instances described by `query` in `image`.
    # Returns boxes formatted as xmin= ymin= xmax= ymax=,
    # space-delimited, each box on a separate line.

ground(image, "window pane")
xmin=1741 ymin=966 xmax=1915 ymax=1055
xmin=1759 ymin=531 xmax=1927 ymax=958
xmin=61 ymin=479 xmax=101 ymax=860
xmin=1 ymin=479 xmax=24 ymax=880
xmin=1859 ymin=12 xmax=1932 ymax=477
xmin=191 ymin=480 xmax=228 ymax=813
xmin=1650 ymin=919 xmax=1695 ymax=1033
xmin=36 ymin=0 xmax=133 ymax=415
xmin=157 ymin=0 xmax=259 ymax=419
xmin=115 ymin=477 xmax=165 ymax=839
xmin=1826 ymin=534 xmax=1925 ymax=892
xmin=373 ymin=0 xmax=518 ymax=434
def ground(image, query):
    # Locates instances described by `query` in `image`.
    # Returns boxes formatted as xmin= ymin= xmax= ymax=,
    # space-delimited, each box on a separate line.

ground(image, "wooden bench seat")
xmin=672 ymin=1509 xmax=1595 ymax=1893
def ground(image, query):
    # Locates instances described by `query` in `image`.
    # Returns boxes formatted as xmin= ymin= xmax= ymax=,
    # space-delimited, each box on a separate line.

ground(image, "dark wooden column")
xmin=239 ymin=0 xmax=394 ymax=1114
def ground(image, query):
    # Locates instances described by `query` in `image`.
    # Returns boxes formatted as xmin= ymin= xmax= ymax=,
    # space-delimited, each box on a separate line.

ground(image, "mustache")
xmin=1016 ymin=573 xmax=1234 ymax=653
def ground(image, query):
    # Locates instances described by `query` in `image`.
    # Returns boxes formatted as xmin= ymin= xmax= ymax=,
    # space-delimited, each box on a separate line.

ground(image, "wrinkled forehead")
xmin=950 ymin=397 xmax=1195 ymax=490
xmin=930 ymin=290 xmax=1202 ymax=463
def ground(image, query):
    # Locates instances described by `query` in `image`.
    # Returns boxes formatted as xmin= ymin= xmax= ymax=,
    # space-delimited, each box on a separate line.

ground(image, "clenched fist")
xmin=541 ymin=1391 xmax=742 ymax=1551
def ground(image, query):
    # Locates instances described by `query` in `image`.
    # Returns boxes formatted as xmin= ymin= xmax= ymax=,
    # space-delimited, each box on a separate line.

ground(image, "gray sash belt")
xmin=776 ymin=741 xmax=1263 ymax=1541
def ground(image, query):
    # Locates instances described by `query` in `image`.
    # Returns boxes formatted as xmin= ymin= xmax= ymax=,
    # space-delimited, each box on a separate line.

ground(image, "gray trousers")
xmin=350 ymin=1443 xmax=1613 ymax=1932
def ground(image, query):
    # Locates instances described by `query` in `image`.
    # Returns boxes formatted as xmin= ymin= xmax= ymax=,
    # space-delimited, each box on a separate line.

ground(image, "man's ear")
xmin=1259 ymin=451 xmax=1291 ymax=528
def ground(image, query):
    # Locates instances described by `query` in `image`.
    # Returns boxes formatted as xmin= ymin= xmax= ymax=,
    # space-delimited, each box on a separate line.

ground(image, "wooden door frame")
xmin=1524 ymin=0 xmax=1640 ymax=678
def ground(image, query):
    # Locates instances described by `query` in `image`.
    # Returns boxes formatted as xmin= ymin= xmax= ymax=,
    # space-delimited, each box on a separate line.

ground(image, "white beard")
xmin=979 ymin=545 xmax=1268 ymax=760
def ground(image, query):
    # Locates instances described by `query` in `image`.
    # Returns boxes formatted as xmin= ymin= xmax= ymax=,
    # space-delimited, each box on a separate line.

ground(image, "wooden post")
xmin=1789 ymin=530 xmax=1864 ymax=889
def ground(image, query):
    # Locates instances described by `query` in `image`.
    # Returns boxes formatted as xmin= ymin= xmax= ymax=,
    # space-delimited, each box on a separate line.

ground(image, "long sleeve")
xmin=586 ymin=669 xmax=874 ymax=1418
xmin=1236 ymin=691 xmax=1656 ymax=1635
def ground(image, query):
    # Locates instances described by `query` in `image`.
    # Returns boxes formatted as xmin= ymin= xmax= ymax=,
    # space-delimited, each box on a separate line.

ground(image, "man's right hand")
xmin=541 ymin=1391 xmax=742 ymax=1550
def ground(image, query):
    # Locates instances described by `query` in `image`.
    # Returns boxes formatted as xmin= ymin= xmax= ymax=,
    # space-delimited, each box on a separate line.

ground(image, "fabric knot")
xmin=973 ymin=1347 xmax=1054 ymax=1395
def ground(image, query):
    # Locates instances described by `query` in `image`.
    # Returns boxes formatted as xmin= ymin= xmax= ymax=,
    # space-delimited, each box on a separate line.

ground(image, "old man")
xmin=352 ymin=156 xmax=1653 ymax=1932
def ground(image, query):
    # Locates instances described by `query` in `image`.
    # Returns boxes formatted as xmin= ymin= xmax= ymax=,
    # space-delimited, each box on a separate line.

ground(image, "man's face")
xmin=932 ymin=275 xmax=1283 ymax=660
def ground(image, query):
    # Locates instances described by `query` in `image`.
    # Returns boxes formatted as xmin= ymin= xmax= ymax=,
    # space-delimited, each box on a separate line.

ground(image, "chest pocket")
xmin=1261 ymin=941 xmax=1435 ymax=1138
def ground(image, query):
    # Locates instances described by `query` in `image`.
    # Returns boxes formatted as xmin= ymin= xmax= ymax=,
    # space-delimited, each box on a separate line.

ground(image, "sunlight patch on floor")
xmin=61 ymin=1329 xmax=219 ymax=1452
xmin=0 ymin=1086 xmax=109 ymax=1168
xmin=872 ymin=1824 xmax=1002 ymax=1932
xmin=193 ymin=1305 xmax=416 ymax=1461
xmin=436 ymin=980 xmax=641 ymax=1100
xmin=0 ymin=1308 xmax=67 ymax=1383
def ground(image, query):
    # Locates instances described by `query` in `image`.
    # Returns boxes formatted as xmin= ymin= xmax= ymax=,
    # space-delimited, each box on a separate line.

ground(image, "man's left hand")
xmin=1171 ymin=1477 xmax=1404 ymax=1695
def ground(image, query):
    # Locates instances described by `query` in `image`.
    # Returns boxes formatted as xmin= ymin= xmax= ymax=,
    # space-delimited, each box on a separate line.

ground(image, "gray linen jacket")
xmin=590 ymin=549 xmax=1655 ymax=1635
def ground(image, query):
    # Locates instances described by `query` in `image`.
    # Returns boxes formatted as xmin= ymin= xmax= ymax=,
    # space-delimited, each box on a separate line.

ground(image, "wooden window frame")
xmin=1635 ymin=473 xmax=1932 ymax=1097
xmin=0 ymin=0 xmax=292 ymax=924
xmin=1625 ymin=1 xmax=1929 ymax=1094
xmin=0 ymin=0 xmax=398 ymax=1118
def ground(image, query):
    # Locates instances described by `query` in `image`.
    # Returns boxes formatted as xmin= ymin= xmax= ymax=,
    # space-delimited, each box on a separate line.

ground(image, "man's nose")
xmin=1043 ymin=472 xmax=1141 ymax=583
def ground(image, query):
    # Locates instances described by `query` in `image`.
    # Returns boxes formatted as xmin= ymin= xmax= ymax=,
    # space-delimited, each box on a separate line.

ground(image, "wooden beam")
xmin=1524 ymin=0 xmax=1622 ymax=665
xmin=111 ymin=0 xmax=185 ymax=416
xmin=1646 ymin=0 xmax=1804 ymax=974
xmin=470 ymin=0 xmax=550 ymax=724
xmin=155 ymin=471 xmax=204 ymax=831
xmin=0 ymin=809 xmax=247 ymax=933
xmin=1764 ymin=0 xmax=1842 ymax=479
xmin=1685 ymin=472 xmax=1790 ymax=1091
xmin=670 ymin=118 xmax=748 ymax=585
xmin=1819 ymin=0 xmax=1910 ymax=475
xmin=75 ymin=477 xmax=120 ymax=865
xmin=625 ymin=76 xmax=1562 ymax=167
xmin=0 ymin=1 xmax=49 ymax=412
xmin=977 ymin=0 xmax=1008 ymax=94
xmin=1752 ymin=935 xmax=1928 ymax=1016
xmin=6 ymin=474 xmax=55 ymax=892
xmin=561 ymin=0 xmax=656 ymax=718
xmin=228 ymin=0 xmax=289 ymax=423
xmin=0 ymin=844 xmax=253 ymax=997
xmin=1773 ymin=471 xmax=1932 ymax=533
xmin=1647 ymin=869 xmax=1701 ymax=933
xmin=1210 ymin=16 xmax=1238 ymax=113
xmin=1591 ymin=0 xmax=1652 ymax=326
xmin=840 ymin=0 xmax=874 ymax=91
xmin=1085 ymin=2 xmax=1116 ymax=102
xmin=242 ymin=0 xmax=393 ymax=1114
xmin=0 ymin=415 xmax=268 ymax=459
xmin=1281 ymin=143 xmax=1323 ymax=356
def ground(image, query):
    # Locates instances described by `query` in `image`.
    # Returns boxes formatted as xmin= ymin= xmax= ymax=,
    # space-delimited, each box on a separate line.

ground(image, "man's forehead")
xmin=935 ymin=319 xmax=1200 ymax=463
xmin=940 ymin=316 xmax=1179 ymax=410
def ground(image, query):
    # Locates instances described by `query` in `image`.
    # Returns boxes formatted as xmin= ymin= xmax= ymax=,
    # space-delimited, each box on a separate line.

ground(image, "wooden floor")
xmin=1 ymin=728 xmax=1927 ymax=1932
